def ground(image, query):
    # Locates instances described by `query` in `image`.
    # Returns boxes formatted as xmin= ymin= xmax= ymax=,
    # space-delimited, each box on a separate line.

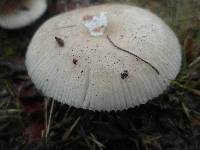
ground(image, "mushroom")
xmin=0 ymin=0 xmax=47 ymax=29
xmin=25 ymin=4 xmax=182 ymax=111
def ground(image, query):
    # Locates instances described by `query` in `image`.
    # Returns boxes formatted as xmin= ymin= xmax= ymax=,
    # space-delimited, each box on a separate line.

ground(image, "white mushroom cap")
xmin=0 ymin=0 xmax=47 ymax=29
xmin=26 ymin=4 xmax=182 ymax=111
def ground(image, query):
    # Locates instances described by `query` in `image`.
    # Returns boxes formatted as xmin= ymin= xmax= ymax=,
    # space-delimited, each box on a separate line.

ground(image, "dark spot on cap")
xmin=73 ymin=58 xmax=78 ymax=65
xmin=121 ymin=70 xmax=128 ymax=79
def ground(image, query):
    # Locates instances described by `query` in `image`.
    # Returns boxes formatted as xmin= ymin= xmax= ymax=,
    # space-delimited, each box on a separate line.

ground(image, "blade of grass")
xmin=0 ymin=109 xmax=22 ymax=114
xmin=189 ymin=56 xmax=200 ymax=68
xmin=45 ymin=98 xmax=54 ymax=143
xmin=62 ymin=117 xmax=80 ymax=141
xmin=3 ymin=79 xmax=20 ymax=109
xmin=172 ymin=80 xmax=200 ymax=96
xmin=181 ymin=101 xmax=191 ymax=120
xmin=88 ymin=133 xmax=105 ymax=150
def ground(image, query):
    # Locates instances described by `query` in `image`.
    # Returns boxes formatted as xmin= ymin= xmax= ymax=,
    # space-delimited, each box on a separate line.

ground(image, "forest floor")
xmin=0 ymin=0 xmax=200 ymax=150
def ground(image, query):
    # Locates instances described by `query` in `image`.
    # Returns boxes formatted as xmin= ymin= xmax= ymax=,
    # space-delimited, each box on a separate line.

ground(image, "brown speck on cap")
xmin=55 ymin=36 xmax=64 ymax=47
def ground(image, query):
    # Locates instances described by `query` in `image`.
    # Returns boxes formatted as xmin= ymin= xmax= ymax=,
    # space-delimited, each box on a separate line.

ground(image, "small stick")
xmin=45 ymin=98 xmax=55 ymax=143
xmin=107 ymin=35 xmax=159 ymax=74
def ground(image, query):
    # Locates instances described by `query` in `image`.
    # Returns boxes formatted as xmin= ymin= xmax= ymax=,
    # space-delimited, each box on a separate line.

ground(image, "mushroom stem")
xmin=107 ymin=35 xmax=160 ymax=75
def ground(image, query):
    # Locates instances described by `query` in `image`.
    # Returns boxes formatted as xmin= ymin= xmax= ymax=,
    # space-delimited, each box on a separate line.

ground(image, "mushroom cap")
xmin=26 ymin=4 xmax=182 ymax=111
xmin=0 ymin=0 xmax=47 ymax=29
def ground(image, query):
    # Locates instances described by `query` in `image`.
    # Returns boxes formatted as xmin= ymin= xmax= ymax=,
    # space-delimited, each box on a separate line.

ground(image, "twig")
xmin=107 ymin=35 xmax=159 ymax=74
